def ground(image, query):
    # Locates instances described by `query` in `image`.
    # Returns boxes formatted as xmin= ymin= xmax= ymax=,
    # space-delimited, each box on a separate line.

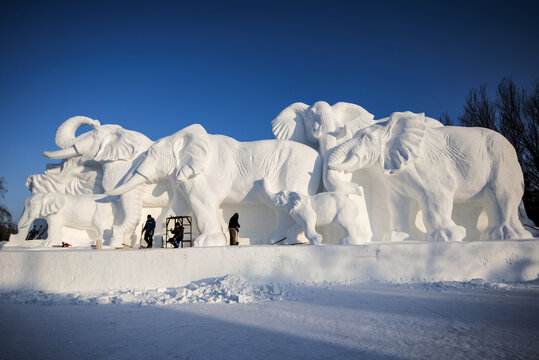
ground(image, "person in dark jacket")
xmin=142 ymin=214 xmax=156 ymax=248
xmin=228 ymin=213 xmax=240 ymax=246
xmin=168 ymin=222 xmax=184 ymax=248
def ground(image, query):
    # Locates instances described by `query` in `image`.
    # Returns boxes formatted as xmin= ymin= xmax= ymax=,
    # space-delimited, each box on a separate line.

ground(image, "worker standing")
xmin=228 ymin=213 xmax=240 ymax=246
xmin=142 ymin=214 xmax=156 ymax=248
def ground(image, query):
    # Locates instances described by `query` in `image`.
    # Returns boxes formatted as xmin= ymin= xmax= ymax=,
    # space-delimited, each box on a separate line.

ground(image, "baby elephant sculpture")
xmin=16 ymin=193 xmax=114 ymax=247
xmin=327 ymin=111 xmax=532 ymax=242
xmin=260 ymin=181 xmax=372 ymax=245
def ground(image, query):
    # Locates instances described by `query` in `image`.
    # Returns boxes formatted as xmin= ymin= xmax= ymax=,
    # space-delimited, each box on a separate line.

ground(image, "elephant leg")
xmin=336 ymin=215 xmax=372 ymax=245
xmin=420 ymin=193 xmax=465 ymax=242
xmin=298 ymin=212 xmax=322 ymax=245
xmin=111 ymin=187 xmax=146 ymax=247
xmin=481 ymin=186 xmax=531 ymax=240
xmin=42 ymin=221 xmax=62 ymax=247
xmin=383 ymin=190 xmax=412 ymax=242
xmin=284 ymin=224 xmax=304 ymax=244
xmin=7 ymin=226 xmax=30 ymax=246
xmin=188 ymin=194 xmax=225 ymax=246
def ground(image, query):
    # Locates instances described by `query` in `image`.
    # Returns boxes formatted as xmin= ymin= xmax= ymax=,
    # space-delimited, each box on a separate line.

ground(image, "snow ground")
xmin=1 ymin=276 xmax=538 ymax=360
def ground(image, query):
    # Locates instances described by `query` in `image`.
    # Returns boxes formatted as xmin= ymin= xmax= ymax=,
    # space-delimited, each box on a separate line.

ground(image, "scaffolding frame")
xmin=165 ymin=216 xmax=193 ymax=248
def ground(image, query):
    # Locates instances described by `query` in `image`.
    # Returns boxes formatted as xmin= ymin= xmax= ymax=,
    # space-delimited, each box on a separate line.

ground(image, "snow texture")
xmin=2 ymin=240 xmax=539 ymax=293
xmin=9 ymin=104 xmax=534 ymax=249
xmin=0 ymin=274 xmax=279 ymax=306
xmin=1 ymin=278 xmax=538 ymax=360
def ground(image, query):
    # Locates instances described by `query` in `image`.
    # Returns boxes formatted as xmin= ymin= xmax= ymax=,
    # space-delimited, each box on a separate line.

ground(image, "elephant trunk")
xmin=55 ymin=116 xmax=100 ymax=149
xmin=327 ymin=137 xmax=358 ymax=170
xmin=311 ymin=101 xmax=337 ymax=156
xmin=112 ymin=184 xmax=147 ymax=242
xmin=328 ymin=154 xmax=360 ymax=171
xmin=18 ymin=211 xmax=31 ymax=228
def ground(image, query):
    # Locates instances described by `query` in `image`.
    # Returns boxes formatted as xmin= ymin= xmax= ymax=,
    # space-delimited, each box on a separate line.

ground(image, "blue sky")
xmin=1 ymin=0 xmax=538 ymax=219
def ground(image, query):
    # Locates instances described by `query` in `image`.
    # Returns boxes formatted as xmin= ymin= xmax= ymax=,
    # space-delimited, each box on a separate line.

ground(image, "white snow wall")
xmin=1 ymin=240 xmax=538 ymax=293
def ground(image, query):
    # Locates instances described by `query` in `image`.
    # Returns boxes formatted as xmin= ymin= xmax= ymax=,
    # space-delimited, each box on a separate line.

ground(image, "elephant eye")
xmin=362 ymin=134 xmax=374 ymax=144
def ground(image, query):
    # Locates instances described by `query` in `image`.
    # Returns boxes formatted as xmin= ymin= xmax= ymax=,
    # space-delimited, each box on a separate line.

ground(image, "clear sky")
xmin=1 ymin=0 xmax=538 ymax=220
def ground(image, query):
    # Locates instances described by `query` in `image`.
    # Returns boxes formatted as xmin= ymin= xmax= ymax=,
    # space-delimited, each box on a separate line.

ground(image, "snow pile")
xmin=0 ymin=274 xmax=284 ymax=306
xmin=4 ymin=274 xmax=537 ymax=307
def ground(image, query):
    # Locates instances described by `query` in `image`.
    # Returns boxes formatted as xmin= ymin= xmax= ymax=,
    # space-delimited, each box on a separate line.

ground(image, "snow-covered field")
xmin=2 ymin=240 xmax=539 ymax=359
xmin=1 ymin=276 xmax=538 ymax=360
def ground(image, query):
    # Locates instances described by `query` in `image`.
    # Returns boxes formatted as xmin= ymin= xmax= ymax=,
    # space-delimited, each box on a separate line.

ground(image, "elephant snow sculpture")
xmin=42 ymin=116 xmax=185 ymax=246
xmin=272 ymin=101 xmax=375 ymax=193
xmin=14 ymin=193 xmax=114 ymax=247
xmin=259 ymin=181 xmax=372 ymax=245
xmin=272 ymin=101 xmax=444 ymax=193
xmin=327 ymin=111 xmax=532 ymax=242
xmin=109 ymin=124 xmax=323 ymax=246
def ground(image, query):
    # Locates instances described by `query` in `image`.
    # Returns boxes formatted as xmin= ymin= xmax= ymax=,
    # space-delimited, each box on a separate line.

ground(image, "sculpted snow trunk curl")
xmin=54 ymin=116 xmax=101 ymax=149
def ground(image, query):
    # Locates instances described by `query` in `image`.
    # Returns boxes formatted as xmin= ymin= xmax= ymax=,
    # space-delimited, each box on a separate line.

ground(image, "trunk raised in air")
xmin=54 ymin=116 xmax=100 ymax=149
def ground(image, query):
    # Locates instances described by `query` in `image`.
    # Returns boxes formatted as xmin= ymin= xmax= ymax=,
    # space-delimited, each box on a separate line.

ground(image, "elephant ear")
xmin=332 ymin=102 xmax=375 ymax=138
xmin=41 ymin=194 xmax=66 ymax=216
xmin=380 ymin=112 xmax=428 ymax=174
xmin=172 ymin=124 xmax=210 ymax=181
xmin=271 ymin=103 xmax=317 ymax=147
xmin=91 ymin=128 xmax=143 ymax=162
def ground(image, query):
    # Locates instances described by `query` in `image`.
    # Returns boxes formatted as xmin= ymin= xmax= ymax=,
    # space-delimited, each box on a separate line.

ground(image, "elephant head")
xmin=19 ymin=194 xmax=65 ymax=228
xmin=327 ymin=111 xmax=430 ymax=175
xmin=272 ymin=102 xmax=375 ymax=194
xmin=41 ymin=116 xmax=156 ymax=245
xmin=108 ymin=124 xmax=211 ymax=195
xmin=271 ymin=101 xmax=375 ymax=155
xmin=42 ymin=116 xmax=153 ymax=190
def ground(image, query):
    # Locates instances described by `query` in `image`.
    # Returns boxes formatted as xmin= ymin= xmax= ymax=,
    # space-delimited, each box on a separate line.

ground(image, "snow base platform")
xmin=1 ymin=240 xmax=538 ymax=293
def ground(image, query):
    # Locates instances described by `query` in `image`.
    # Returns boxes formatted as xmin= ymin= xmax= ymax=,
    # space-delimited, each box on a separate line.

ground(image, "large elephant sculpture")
xmin=41 ymin=116 xmax=186 ymax=246
xmin=108 ymin=124 xmax=323 ymax=246
xmin=14 ymin=193 xmax=114 ymax=247
xmin=327 ymin=111 xmax=532 ymax=242
xmin=272 ymin=101 xmax=444 ymax=193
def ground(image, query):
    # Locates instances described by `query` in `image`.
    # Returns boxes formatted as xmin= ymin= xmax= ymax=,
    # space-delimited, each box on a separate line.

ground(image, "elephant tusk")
xmin=106 ymin=172 xmax=148 ymax=196
xmin=42 ymin=146 xmax=80 ymax=159
xmin=328 ymin=154 xmax=360 ymax=172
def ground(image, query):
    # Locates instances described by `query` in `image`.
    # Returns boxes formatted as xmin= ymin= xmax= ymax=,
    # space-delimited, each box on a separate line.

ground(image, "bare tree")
xmin=457 ymin=78 xmax=539 ymax=223
xmin=439 ymin=112 xmax=452 ymax=126
xmin=459 ymin=84 xmax=497 ymax=129
xmin=520 ymin=80 xmax=539 ymax=191
xmin=0 ymin=177 xmax=17 ymax=240
xmin=458 ymin=79 xmax=539 ymax=190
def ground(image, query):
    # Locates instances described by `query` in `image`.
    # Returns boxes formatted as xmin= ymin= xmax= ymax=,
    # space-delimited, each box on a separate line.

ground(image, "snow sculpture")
xmin=272 ymin=101 xmax=375 ymax=193
xmin=39 ymin=116 xmax=188 ymax=247
xmin=7 ymin=104 xmax=532 ymax=248
xmin=26 ymin=158 xmax=103 ymax=195
xmin=16 ymin=193 xmax=114 ymax=247
xmin=108 ymin=124 xmax=323 ymax=246
xmin=259 ymin=180 xmax=372 ymax=245
xmin=272 ymin=101 xmax=448 ymax=242
xmin=327 ymin=111 xmax=532 ymax=242
xmin=8 ymin=116 xmax=189 ymax=248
